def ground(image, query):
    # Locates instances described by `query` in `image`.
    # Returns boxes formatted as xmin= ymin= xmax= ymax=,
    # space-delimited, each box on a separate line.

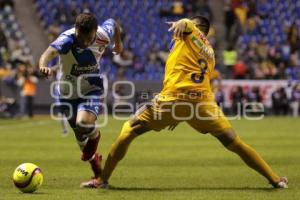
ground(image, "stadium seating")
xmin=34 ymin=0 xmax=186 ymax=80
xmin=0 ymin=4 xmax=32 ymax=59
xmin=33 ymin=0 xmax=300 ymax=81
xmin=238 ymin=0 xmax=300 ymax=47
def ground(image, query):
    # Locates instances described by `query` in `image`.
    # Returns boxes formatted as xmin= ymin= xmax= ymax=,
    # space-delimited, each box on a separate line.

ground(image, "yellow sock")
xmin=101 ymin=121 xmax=138 ymax=182
xmin=227 ymin=136 xmax=280 ymax=184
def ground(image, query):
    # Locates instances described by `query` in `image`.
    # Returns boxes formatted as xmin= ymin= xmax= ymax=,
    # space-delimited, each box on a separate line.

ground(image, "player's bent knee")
xmin=75 ymin=120 xmax=96 ymax=136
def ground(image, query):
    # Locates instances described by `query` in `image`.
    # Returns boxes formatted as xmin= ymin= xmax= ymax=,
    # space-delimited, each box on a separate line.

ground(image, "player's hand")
xmin=39 ymin=67 xmax=53 ymax=78
xmin=166 ymin=20 xmax=187 ymax=39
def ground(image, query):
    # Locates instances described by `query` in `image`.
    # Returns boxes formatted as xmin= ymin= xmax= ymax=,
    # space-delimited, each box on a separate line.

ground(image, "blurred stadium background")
xmin=0 ymin=0 xmax=299 ymax=118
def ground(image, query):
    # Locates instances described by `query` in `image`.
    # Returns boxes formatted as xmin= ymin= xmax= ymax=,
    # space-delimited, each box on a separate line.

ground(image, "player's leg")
xmin=101 ymin=118 xmax=150 ymax=184
xmin=76 ymin=109 xmax=103 ymax=188
xmin=72 ymin=90 xmax=104 ymax=188
xmin=57 ymin=99 xmax=77 ymax=136
xmin=54 ymin=89 xmax=68 ymax=134
xmin=101 ymin=101 xmax=175 ymax=186
xmin=75 ymin=110 xmax=100 ymax=161
xmin=213 ymin=128 xmax=287 ymax=188
xmin=57 ymin=98 xmax=102 ymax=186
xmin=76 ymin=113 xmax=103 ymax=187
xmin=57 ymin=111 xmax=68 ymax=135
xmin=187 ymin=102 xmax=287 ymax=188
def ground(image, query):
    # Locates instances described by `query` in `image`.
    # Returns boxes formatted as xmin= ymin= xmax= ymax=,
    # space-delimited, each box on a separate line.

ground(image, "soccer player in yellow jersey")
xmin=96 ymin=16 xmax=288 ymax=189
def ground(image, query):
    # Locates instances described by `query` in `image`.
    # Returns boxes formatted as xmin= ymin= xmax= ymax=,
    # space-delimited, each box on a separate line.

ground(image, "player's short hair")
xmin=75 ymin=13 xmax=98 ymax=33
xmin=190 ymin=15 xmax=210 ymax=36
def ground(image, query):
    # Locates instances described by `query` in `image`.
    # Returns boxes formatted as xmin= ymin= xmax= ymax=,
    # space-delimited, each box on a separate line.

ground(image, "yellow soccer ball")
xmin=12 ymin=163 xmax=43 ymax=193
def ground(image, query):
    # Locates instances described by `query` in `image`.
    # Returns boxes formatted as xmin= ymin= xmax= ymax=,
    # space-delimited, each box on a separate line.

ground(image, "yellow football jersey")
xmin=159 ymin=19 xmax=215 ymax=102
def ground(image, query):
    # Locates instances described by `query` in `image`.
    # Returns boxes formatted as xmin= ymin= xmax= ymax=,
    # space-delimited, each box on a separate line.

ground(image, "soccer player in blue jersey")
xmin=39 ymin=13 xmax=123 ymax=188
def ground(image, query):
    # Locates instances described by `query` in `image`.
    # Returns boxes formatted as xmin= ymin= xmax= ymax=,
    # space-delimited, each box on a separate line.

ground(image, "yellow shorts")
xmin=135 ymin=97 xmax=232 ymax=136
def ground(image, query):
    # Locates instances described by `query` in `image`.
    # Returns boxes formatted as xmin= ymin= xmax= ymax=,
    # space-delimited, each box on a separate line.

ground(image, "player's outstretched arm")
xmin=39 ymin=46 xmax=59 ymax=78
xmin=166 ymin=18 xmax=194 ymax=39
xmin=112 ymin=21 xmax=123 ymax=55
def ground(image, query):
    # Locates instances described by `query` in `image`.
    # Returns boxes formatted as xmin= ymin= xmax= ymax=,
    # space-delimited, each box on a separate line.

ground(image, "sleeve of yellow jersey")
xmin=181 ymin=18 xmax=195 ymax=34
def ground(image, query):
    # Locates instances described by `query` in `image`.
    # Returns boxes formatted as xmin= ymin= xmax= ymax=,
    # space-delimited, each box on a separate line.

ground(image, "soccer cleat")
xmin=272 ymin=177 xmax=288 ymax=188
xmin=80 ymin=177 xmax=101 ymax=188
xmin=80 ymin=178 xmax=109 ymax=189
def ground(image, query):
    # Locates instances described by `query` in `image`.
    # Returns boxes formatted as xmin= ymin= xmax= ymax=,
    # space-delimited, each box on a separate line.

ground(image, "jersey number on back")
xmin=191 ymin=59 xmax=208 ymax=83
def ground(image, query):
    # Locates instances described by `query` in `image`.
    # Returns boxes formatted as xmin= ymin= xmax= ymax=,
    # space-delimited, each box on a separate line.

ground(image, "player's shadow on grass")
xmin=110 ymin=186 xmax=277 ymax=192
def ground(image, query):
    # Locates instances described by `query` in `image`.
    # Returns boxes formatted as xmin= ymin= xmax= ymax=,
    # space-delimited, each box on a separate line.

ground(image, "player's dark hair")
xmin=75 ymin=13 xmax=98 ymax=33
xmin=190 ymin=15 xmax=210 ymax=36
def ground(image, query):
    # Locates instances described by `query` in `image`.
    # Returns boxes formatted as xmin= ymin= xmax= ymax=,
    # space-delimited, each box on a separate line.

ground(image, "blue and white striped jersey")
xmin=50 ymin=18 xmax=116 ymax=99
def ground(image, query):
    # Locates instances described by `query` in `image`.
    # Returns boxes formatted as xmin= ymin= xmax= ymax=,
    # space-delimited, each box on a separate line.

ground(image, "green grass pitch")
xmin=0 ymin=116 xmax=299 ymax=200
